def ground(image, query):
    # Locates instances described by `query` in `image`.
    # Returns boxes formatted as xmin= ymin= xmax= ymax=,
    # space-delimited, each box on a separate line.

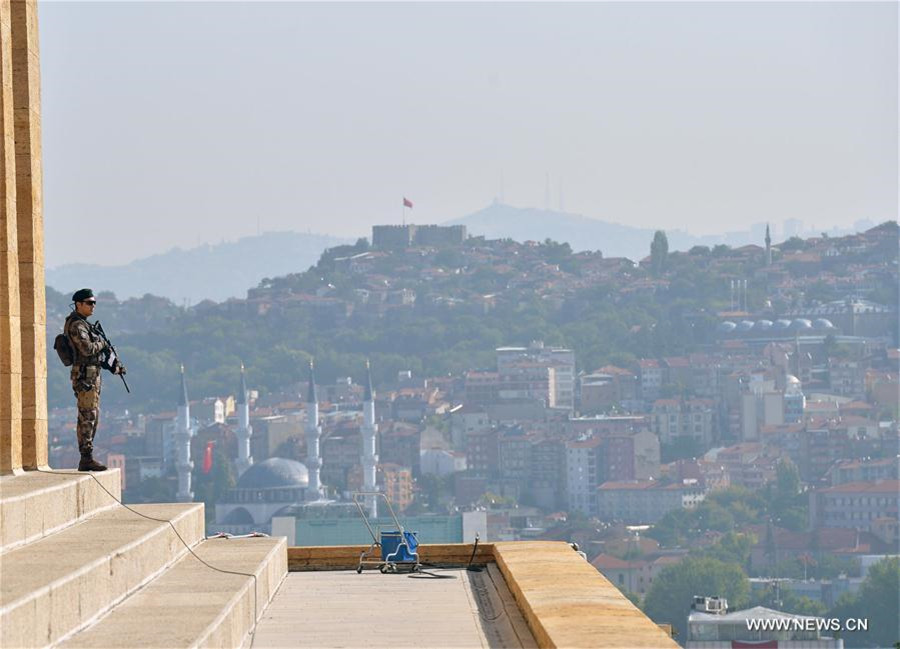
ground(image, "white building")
xmin=565 ymin=436 xmax=603 ymax=515
xmin=687 ymin=605 xmax=843 ymax=649
xmin=596 ymin=480 xmax=705 ymax=524
xmin=652 ymin=399 xmax=715 ymax=447
xmin=496 ymin=341 xmax=575 ymax=411
xmin=419 ymin=448 xmax=468 ymax=477
xmin=810 ymin=480 xmax=900 ymax=532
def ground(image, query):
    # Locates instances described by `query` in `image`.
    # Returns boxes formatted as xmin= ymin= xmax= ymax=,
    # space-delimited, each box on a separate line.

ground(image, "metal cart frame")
xmin=353 ymin=492 xmax=420 ymax=574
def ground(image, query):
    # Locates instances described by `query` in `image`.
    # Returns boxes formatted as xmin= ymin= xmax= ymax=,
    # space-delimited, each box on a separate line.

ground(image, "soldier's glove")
xmin=115 ymin=364 xmax=127 ymax=376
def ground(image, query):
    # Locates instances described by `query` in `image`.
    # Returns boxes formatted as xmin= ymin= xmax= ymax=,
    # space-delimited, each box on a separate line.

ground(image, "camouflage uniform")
xmin=65 ymin=312 xmax=106 ymax=456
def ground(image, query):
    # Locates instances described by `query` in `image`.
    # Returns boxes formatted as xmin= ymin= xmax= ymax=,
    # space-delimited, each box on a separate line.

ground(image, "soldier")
xmin=65 ymin=288 xmax=126 ymax=471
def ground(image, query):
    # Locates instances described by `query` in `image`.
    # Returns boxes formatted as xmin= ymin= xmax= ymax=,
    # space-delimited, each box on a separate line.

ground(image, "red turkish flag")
xmin=202 ymin=441 xmax=214 ymax=474
xmin=403 ymin=197 xmax=413 ymax=208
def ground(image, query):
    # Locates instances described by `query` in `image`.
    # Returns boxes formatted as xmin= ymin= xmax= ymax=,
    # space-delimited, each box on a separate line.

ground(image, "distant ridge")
xmin=446 ymin=203 xmax=776 ymax=260
xmin=47 ymin=231 xmax=350 ymax=303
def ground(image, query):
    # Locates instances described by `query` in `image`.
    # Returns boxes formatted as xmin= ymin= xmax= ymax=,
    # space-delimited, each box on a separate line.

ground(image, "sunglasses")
xmin=82 ymin=301 xmax=96 ymax=306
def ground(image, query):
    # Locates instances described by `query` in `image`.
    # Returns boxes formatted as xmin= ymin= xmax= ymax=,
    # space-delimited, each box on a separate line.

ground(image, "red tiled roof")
xmin=596 ymin=365 xmax=635 ymax=377
xmin=664 ymin=357 xmax=690 ymax=368
xmin=591 ymin=554 xmax=635 ymax=570
xmin=818 ymin=480 xmax=900 ymax=494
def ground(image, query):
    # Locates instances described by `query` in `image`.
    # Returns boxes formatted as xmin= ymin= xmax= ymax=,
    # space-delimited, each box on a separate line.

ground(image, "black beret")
xmin=72 ymin=288 xmax=95 ymax=302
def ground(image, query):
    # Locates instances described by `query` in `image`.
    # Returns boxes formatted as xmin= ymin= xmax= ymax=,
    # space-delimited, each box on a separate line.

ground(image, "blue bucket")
xmin=380 ymin=530 xmax=418 ymax=562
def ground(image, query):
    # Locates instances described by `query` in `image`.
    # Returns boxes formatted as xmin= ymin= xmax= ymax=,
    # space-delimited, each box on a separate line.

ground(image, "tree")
xmin=541 ymin=238 xmax=573 ymax=265
xmin=750 ymin=584 xmax=827 ymax=617
xmin=765 ymin=459 xmax=807 ymax=532
xmin=698 ymin=532 xmax=755 ymax=568
xmin=643 ymin=557 xmax=749 ymax=641
xmin=775 ymin=459 xmax=800 ymax=501
xmin=650 ymin=231 xmax=669 ymax=276
xmin=192 ymin=447 xmax=236 ymax=524
xmin=660 ymin=436 xmax=703 ymax=463
xmin=847 ymin=557 xmax=900 ymax=648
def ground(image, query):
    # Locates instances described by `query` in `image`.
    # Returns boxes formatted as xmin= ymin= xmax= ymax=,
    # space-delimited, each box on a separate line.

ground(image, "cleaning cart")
xmin=353 ymin=492 xmax=420 ymax=574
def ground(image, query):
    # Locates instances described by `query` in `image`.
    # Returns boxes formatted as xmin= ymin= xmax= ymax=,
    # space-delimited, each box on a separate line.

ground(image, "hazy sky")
xmin=40 ymin=2 xmax=897 ymax=266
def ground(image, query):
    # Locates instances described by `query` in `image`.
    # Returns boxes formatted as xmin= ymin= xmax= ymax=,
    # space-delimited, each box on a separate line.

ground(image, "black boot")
xmin=78 ymin=453 xmax=107 ymax=472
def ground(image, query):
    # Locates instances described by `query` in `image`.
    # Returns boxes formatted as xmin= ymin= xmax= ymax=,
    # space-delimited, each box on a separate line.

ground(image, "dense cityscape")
xmin=43 ymin=221 xmax=899 ymax=646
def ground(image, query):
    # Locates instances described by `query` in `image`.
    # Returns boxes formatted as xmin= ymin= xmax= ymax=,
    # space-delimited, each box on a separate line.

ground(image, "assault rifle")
xmin=92 ymin=321 xmax=130 ymax=393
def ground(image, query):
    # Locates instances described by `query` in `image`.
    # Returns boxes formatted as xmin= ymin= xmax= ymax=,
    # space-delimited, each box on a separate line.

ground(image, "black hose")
xmin=466 ymin=532 xmax=484 ymax=572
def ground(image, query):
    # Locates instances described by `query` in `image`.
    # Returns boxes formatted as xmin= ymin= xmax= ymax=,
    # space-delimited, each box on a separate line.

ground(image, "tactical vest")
xmin=64 ymin=313 xmax=103 ymax=367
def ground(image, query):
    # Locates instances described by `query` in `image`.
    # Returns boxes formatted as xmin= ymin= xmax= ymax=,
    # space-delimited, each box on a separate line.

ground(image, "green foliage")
xmin=45 ymin=231 xmax=891 ymax=416
xmin=696 ymin=532 xmax=755 ymax=567
xmin=650 ymin=230 xmax=669 ymax=276
xmin=192 ymin=446 xmax=236 ymax=524
xmin=780 ymin=236 xmax=808 ymax=252
xmin=643 ymin=557 xmax=749 ymax=641
xmin=540 ymin=238 xmax=574 ymax=265
xmin=829 ymin=557 xmax=900 ymax=648
xmin=621 ymin=589 xmax=642 ymax=608
xmin=434 ymin=248 xmax=465 ymax=269
xmin=750 ymin=583 xmax=827 ymax=617
xmin=772 ymin=554 xmax=859 ymax=581
xmin=415 ymin=474 xmax=454 ymax=513
xmin=315 ymin=238 xmax=369 ymax=271
xmin=764 ymin=459 xmax=807 ymax=532
xmin=660 ymin=436 xmax=703 ymax=463
xmin=647 ymin=485 xmax=803 ymax=548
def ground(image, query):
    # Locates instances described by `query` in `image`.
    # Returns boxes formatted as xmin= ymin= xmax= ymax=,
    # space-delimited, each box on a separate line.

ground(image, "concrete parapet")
xmin=493 ymin=541 xmax=678 ymax=648
xmin=287 ymin=542 xmax=495 ymax=572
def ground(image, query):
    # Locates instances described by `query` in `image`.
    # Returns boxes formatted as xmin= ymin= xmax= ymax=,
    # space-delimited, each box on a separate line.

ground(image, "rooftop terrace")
xmin=1 ymin=470 xmax=678 ymax=648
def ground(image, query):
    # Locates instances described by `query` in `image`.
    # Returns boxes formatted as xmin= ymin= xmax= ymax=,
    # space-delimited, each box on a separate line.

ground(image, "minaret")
xmin=765 ymin=224 xmax=772 ymax=267
xmin=175 ymin=365 xmax=195 ymax=503
xmin=304 ymin=360 xmax=324 ymax=500
xmin=361 ymin=360 xmax=379 ymax=518
xmin=235 ymin=363 xmax=253 ymax=476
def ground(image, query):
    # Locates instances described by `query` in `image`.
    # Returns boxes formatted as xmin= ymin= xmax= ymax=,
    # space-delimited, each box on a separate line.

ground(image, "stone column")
xmin=12 ymin=0 xmax=46 ymax=469
xmin=0 ymin=0 xmax=23 ymax=474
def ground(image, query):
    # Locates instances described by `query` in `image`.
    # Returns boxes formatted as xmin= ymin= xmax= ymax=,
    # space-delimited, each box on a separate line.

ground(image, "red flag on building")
xmin=403 ymin=197 xmax=413 ymax=208
xmin=202 ymin=441 xmax=214 ymax=474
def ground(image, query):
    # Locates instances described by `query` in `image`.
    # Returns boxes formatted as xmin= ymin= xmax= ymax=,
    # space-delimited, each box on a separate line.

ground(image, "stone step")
xmin=60 ymin=536 xmax=288 ymax=649
xmin=0 ymin=468 xmax=122 ymax=553
xmin=0 ymin=502 xmax=204 ymax=648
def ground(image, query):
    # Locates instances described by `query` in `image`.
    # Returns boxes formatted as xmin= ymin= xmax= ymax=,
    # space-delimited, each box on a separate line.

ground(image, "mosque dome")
xmin=754 ymin=320 xmax=774 ymax=331
xmin=736 ymin=320 xmax=755 ymax=333
xmin=221 ymin=507 xmax=254 ymax=524
xmin=772 ymin=319 xmax=792 ymax=331
xmin=236 ymin=457 xmax=309 ymax=490
xmin=717 ymin=321 xmax=737 ymax=333
xmin=813 ymin=318 xmax=835 ymax=330
xmin=789 ymin=318 xmax=813 ymax=331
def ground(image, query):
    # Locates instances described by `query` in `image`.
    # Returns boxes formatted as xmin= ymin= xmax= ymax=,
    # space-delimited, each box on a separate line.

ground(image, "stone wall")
xmin=1 ymin=0 xmax=46 ymax=474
